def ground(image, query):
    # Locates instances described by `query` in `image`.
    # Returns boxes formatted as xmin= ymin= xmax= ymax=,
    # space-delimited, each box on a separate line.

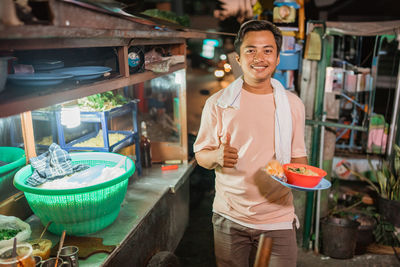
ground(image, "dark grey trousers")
xmin=212 ymin=213 xmax=297 ymax=267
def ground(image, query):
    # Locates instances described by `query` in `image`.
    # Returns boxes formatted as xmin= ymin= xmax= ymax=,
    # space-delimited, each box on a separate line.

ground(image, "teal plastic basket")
xmin=14 ymin=152 xmax=135 ymax=236
xmin=0 ymin=147 xmax=26 ymax=200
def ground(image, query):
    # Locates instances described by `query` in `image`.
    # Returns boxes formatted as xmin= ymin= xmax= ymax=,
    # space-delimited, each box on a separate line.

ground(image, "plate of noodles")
xmin=269 ymin=175 xmax=331 ymax=192
xmin=264 ymin=161 xmax=331 ymax=191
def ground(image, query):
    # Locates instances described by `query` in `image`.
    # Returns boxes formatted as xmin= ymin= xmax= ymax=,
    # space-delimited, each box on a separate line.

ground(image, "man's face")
xmin=237 ymin=30 xmax=280 ymax=83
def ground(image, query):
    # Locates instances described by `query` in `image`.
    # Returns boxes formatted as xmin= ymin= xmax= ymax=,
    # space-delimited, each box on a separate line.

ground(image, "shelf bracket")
xmin=118 ymin=46 xmax=129 ymax=78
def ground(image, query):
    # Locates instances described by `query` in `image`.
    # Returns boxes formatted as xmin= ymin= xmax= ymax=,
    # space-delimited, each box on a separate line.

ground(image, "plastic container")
xmin=10 ymin=110 xmax=58 ymax=151
xmin=283 ymin=163 xmax=326 ymax=188
xmin=13 ymin=152 xmax=135 ymax=236
xmin=273 ymin=71 xmax=286 ymax=87
xmin=277 ymin=50 xmax=300 ymax=70
xmin=0 ymin=243 xmax=35 ymax=266
xmin=0 ymin=147 xmax=26 ymax=200
xmin=55 ymin=102 xmax=138 ymax=152
xmin=53 ymin=100 xmax=142 ymax=175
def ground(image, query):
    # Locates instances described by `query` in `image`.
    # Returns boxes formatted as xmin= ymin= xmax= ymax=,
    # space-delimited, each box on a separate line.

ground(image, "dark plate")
xmin=31 ymin=59 xmax=64 ymax=71
xmin=7 ymin=73 xmax=73 ymax=86
xmin=51 ymin=66 xmax=112 ymax=81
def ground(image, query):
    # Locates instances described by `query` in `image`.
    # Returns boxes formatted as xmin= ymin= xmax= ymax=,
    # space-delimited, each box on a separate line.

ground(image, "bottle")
xmin=140 ymin=121 xmax=152 ymax=168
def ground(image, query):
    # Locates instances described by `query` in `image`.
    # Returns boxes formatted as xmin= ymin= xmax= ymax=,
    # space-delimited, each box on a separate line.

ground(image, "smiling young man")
xmin=194 ymin=20 xmax=308 ymax=267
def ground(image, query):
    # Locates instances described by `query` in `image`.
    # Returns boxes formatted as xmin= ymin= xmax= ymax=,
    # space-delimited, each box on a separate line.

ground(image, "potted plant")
xmin=321 ymin=193 xmax=377 ymax=257
xmin=328 ymin=148 xmax=400 ymax=254
xmin=347 ymin=144 xmax=400 ymax=227
xmin=373 ymin=144 xmax=400 ymax=201
xmin=370 ymin=144 xmax=400 ymax=228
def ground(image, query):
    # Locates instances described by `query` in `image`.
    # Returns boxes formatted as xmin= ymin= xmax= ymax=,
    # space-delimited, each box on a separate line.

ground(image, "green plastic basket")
xmin=0 ymin=147 xmax=26 ymax=199
xmin=14 ymin=152 xmax=135 ymax=236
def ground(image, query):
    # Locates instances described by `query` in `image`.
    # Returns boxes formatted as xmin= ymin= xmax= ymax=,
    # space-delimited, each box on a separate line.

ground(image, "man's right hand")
xmin=217 ymin=133 xmax=238 ymax=168
xmin=195 ymin=133 xmax=239 ymax=170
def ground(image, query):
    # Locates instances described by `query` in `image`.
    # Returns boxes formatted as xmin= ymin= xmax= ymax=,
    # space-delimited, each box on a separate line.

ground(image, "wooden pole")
xmin=296 ymin=0 xmax=305 ymax=40
xmin=254 ymin=234 xmax=273 ymax=267
xmin=20 ymin=111 xmax=37 ymax=163
xmin=118 ymin=46 xmax=129 ymax=78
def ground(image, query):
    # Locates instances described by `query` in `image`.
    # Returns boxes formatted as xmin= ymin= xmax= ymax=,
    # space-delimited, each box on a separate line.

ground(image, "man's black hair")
xmin=234 ymin=20 xmax=282 ymax=55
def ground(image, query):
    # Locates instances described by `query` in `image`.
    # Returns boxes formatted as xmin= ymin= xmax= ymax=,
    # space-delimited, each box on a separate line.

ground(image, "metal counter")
xmin=26 ymin=161 xmax=195 ymax=267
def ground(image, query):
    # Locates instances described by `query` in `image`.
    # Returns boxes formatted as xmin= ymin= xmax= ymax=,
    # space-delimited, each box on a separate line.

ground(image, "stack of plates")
xmin=51 ymin=66 xmax=112 ymax=81
xmin=7 ymin=73 xmax=73 ymax=86
xmin=30 ymin=60 xmax=64 ymax=72
xmin=7 ymin=66 xmax=112 ymax=86
xmin=270 ymin=175 xmax=331 ymax=192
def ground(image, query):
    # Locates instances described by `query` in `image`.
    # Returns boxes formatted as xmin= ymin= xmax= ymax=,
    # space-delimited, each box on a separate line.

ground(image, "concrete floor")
xmin=175 ymin=187 xmax=400 ymax=267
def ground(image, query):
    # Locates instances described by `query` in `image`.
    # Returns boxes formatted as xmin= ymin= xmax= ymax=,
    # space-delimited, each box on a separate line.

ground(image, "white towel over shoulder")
xmin=216 ymin=77 xmax=292 ymax=164
xmin=271 ymin=79 xmax=292 ymax=164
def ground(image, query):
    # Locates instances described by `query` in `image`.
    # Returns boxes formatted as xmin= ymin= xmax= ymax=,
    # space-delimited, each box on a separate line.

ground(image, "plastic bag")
xmin=68 ymin=164 xmax=105 ymax=184
xmin=145 ymin=58 xmax=171 ymax=73
xmin=0 ymin=215 xmax=31 ymax=248
xmin=144 ymin=48 xmax=163 ymax=65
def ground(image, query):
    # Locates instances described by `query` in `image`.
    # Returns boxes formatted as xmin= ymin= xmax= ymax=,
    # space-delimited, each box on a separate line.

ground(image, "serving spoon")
xmin=32 ymin=221 xmax=52 ymax=250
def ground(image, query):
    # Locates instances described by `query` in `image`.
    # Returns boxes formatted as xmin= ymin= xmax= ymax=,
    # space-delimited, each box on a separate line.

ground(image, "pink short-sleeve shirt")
xmin=194 ymin=87 xmax=307 ymax=228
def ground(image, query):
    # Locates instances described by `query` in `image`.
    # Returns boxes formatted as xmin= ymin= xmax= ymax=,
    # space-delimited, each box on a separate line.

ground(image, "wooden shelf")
xmin=0 ymin=0 xmax=193 ymax=163
xmin=0 ymin=63 xmax=185 ymax=118
xmin=0 ymin=25 xmax=200 ymax=50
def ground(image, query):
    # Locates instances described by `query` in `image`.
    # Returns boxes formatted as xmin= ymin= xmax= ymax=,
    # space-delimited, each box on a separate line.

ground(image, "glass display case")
xmin=0 ymin=23 xmax=196 ymax=220
xmin=138 ymin=69 xmax=188 ymax=162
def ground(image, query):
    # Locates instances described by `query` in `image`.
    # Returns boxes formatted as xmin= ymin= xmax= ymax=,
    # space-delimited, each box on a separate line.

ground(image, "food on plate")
xmin=287 ymin=166 xmax=319 ymax=176
xmin=283 ymin=163 xmax=326 ymax=187
xmin=0 ymin=228 xmax=21 ymax=240
xmin=29 ymin=239 xmax=52 ymax=260
xmin=265 ymin=160 xmax=284 ymax=178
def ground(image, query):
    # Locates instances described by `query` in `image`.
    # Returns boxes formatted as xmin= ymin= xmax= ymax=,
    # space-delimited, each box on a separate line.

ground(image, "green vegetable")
xmin=142 ymin=9 xmax=190 ymax=27
xmin=288 ymin=167 xmax=302 ymax=173
xmin=0 ymin=228 xmax=21 ymax=240
xmin=77 ymin=92 xmax=128 ymax=111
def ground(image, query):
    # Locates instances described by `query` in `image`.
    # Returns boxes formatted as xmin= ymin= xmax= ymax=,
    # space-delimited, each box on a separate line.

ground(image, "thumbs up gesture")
xmin=217 ymin=133 xmax=238 ymax=168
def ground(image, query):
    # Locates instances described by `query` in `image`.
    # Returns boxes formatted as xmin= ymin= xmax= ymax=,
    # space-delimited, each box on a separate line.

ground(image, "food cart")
xmin=0 ymin=0 xmax=205 ymax=265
